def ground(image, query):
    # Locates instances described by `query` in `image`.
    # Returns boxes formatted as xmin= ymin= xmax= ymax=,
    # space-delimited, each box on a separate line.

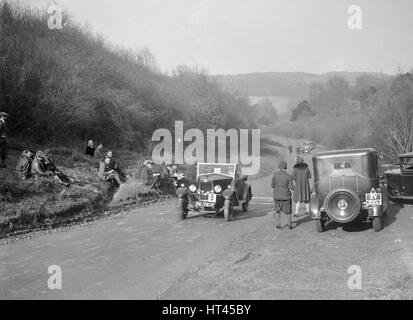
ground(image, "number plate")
xmin=365 ymin=192 xmax=382 ymax=206
xmin=196 ymin=201 xmax=215 ymax=208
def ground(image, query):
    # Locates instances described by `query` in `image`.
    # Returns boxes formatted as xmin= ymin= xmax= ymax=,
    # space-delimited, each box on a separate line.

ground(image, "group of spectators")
xmin=15 ymin=149 xmax=77 ymax=186
xmin=85 ymin=139 xmax=181 ymax=193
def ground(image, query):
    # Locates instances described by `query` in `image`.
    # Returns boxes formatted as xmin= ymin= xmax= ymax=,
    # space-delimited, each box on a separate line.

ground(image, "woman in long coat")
xmin=292 ymin=156 xmax=312 ymax=216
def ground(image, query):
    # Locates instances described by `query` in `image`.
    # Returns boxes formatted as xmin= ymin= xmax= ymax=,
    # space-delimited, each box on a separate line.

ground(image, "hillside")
xmin=0 ymin=2 xmax=257 ymax=150
xmin=212 ymin=71 xmax=391 ymax=99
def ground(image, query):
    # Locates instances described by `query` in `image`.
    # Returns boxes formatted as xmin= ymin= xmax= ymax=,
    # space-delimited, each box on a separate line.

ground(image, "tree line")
xmin=0 ymin=2 xmax=259 ymax=153
xmin=284 ymin=72 xmax=413 ymax=158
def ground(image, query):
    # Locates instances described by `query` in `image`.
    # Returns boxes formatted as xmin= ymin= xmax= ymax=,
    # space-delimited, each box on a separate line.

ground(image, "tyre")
xmin=224 ymin=199 xmax=234 ymax=222
xmin=178 ymin=197 xmax=188 ymax=219
xmin=373 ymin=216 xmax=383 ymax=232
xmin=315 ymin=219 xmax=325 ymax=233
xmin=242 ymin=200 xmax=249 ymax=212
xmin=324 ymin=188 xmax=361 ymax=223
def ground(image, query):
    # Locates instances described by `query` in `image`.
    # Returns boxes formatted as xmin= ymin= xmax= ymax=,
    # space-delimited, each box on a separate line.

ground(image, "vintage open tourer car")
xmin=176 ymin=163 xmax=252 ymax=221
xmin=310 ymin=148 xmax=386 ymax=232
xmin=385 ymin=152 xmax=413 ymax=201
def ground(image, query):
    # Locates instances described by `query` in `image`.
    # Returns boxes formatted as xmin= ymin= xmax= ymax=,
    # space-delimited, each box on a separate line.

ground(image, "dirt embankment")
xmin=0 ymin=144 xmax=169 ymax=240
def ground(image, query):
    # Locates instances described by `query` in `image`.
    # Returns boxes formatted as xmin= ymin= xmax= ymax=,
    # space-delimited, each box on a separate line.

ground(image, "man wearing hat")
xmin=0 ymin=112 xmax=9 ymax=168
xmin=15 ymin=150 xmax=34 ymax=180
xmin=140 ymin=160 xmax=160 ymax=188
xmin=271 ymin=160 xmax=295 ymax=230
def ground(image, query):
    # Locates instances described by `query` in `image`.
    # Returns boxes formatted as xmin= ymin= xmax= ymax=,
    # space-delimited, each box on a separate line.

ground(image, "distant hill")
xmin=211 ymin=71 xmax=391 ymax=99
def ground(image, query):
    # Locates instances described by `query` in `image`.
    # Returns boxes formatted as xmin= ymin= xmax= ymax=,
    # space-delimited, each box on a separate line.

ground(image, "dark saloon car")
xmin=385 ymin=152 xmax=413 ymax=201
xmin=310 ymin=148 xmax=386 ymax=232
xmin=176 ymin=163 xmax=252 ymax=221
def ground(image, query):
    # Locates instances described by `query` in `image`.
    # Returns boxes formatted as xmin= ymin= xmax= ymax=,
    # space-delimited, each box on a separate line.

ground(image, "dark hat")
xmin=278 ymin=160 xmax=287 ymax=170
xmin=0 ymin=111 xmax=9 ymax=118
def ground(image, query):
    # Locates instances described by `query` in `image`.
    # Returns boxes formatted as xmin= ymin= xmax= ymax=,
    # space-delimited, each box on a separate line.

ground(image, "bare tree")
xmin=368 ymin=73 xmax=413 ymax=157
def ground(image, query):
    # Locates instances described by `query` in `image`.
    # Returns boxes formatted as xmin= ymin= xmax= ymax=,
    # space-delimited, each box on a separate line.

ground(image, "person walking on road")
xmin=271 ymin=160 xmax=294 ymax=230
xmin=292 ymin=156 xmax=312 ymax=217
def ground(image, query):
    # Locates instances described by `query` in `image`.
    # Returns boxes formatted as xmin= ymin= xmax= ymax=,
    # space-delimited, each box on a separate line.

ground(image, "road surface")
xmin=1 ymin=153 xmax=413 ymax=299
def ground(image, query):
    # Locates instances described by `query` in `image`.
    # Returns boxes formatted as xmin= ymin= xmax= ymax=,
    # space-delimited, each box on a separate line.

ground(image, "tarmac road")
xmin=1 ymin=152 xmax=413 ymax=299
xmin=0 ymin=160 xmax=281 ymax=299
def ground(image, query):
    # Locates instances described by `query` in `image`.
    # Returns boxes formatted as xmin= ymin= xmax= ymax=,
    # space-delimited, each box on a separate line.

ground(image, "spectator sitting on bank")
xmin=31 ymin=151 xmax=53 ymax=179
xmin=101 ymin=156 xmax=128 ymax=186
xmin=93 ymin=143 xmax=104 ymax=160
xmin=15 ymin=150 xmax=34 ymax=180
xmin=44 ymin=149 xmax=78 ymax=185
xmin=140 ymin=160 xmax=160 ymax=189
xmin=167 ymin=163 xmax=178 ymax=177
xmin=85 ymin=140 xmax=95 ymax=157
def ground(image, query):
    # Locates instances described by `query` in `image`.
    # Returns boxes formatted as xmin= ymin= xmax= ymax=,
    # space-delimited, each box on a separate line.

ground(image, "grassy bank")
xmin=0 ymin=140 xmax=166 ymax=238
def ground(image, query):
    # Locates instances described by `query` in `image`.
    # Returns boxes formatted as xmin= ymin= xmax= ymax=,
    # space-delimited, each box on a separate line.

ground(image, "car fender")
xmin=222 ymin=189 xmax=235 ymax=200
xmin=176 ymin=187 xmax=188 ymax=198
xmin=309 ymin=193 xmax=322 ymax=219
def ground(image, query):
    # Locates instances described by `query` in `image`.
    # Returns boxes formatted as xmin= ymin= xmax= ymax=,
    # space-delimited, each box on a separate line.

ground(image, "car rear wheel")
xmin=373 ymin=216 xmax=383 ymax=232
xmin=224 ymin=199 xmax=234 ymax=221
xmin=315 ymin=219 xmax=325 ymax=233
xmin=178 ymin=197 xmax=188 ymax=219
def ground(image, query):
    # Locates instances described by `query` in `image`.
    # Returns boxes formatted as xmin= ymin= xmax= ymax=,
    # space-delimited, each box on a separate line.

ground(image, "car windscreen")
xmin=197 ymin=163 xmax=236 ymax=178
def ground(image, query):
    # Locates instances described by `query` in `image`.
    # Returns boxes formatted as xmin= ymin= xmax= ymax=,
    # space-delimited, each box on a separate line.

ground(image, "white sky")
xmin=24 ymin=0 xmax=413 ymax=74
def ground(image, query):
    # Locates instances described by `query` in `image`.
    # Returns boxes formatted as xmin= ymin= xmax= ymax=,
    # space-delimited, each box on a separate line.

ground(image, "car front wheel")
xmin=242 ymin=200 xmax=249 ymax=212
xmin=315 ymin=219 xmax=325 ymax=233
xmin=373 ymin=216 xmax=383 ymax=232
xmin=224 ymin=199 xmax=234 ymax=221
xmin=178 ymin=197 xmax=188 ymax=219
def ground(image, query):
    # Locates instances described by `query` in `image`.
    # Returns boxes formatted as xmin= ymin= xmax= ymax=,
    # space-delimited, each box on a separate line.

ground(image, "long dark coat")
xmin=292 ymin=163 xmax=311 ymax=202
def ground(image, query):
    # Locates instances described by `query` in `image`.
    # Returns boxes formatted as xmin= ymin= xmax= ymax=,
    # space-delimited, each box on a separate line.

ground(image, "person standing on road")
xmin=0 ymin=111 xmax=10 ymax=168
xmin=292 ymin=156 xmax=312 ymax=217
xmin=271 ymin=160 xmax=294 ymax=230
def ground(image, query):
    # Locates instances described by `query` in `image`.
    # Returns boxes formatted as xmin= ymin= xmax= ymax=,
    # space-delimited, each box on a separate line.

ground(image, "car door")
xmin=401 ymin=158 xmax=413 ymax=196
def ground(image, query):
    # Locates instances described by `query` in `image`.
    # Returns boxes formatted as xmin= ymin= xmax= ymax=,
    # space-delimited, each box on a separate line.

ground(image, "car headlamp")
xmin=214 ymin=185 xmax=222 ymax=193
xmin=189 ymin=184 xmax=197 ymax=192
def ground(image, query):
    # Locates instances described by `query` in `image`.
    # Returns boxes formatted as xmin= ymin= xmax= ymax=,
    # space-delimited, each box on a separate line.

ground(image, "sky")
xmin=25 ymin=0 xmax=413 ymax=75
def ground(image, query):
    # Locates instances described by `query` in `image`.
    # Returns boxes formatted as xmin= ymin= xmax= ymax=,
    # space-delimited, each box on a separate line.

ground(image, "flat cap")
xmin=0 ymin=111 xmax=9 ymax=117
